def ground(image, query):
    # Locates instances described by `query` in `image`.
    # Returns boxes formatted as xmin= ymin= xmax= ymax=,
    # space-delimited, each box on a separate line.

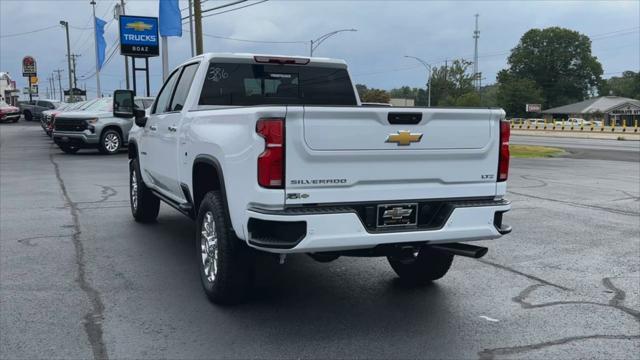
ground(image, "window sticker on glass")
xmin=208 ymin=67 xmax=229 ymax=82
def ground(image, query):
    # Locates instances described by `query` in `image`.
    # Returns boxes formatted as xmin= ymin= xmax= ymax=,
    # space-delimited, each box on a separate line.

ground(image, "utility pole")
xmin=194 ymin=0 xmax=203 ymax=55
xmin=48 ymin=76 xmax=55 ymax=99
xmin=60 ymin=20 xmax=73 ymax=102
xmin=91 ymin=0 xmax=101 ymax=98
xmin=54 ymin=69 xmax=64 ymax=102
xmin=70 ymin=54 xmax=80 ymax=100
xmin=188 ymin=0 xmax=195 ymax=57
xmin=473 ymin=13 xmax=480 ymax=91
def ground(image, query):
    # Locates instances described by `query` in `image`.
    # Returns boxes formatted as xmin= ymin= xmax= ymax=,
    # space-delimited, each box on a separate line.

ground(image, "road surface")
xmin=512 ymin=135 xmax=640 ymax=162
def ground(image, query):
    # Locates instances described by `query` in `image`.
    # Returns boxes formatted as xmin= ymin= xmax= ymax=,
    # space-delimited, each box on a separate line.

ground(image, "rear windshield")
xmin=199 ymin=63 xmax=357 ymax=106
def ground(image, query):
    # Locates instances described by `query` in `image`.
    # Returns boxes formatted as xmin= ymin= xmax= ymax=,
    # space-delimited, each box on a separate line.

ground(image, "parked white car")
xmin=526 ymin=118 xmax=545 ymax=126
xmin=116 ymin=53 xmax=512 ymax=304
xmin=555 ymin=118 xmax=590 ymax=127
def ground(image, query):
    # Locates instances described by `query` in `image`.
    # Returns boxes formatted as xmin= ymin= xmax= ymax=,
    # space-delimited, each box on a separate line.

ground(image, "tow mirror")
xmin=113 ymin=90 xmax=135 ymax=118
xmin=134 ymin=108 xmax=147 ymax=127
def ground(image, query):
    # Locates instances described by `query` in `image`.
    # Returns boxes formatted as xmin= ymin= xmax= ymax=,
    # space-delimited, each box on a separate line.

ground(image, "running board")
xmin=150 ymin=189 xmax=195 ymax=219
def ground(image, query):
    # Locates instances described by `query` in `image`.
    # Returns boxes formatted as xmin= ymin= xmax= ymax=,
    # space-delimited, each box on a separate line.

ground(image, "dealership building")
xmin=542 ymin=96 xmax=640 ymax=126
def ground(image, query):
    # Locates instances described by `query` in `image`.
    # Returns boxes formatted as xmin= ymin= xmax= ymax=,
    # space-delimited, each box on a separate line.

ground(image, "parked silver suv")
xmin=52 ymin=97 xmax=153 ymax=154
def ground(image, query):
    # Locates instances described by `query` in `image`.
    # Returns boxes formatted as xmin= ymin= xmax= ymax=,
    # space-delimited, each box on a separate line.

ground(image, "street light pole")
xmin=60 ymin=21 xmax=73 ymax=102
xmin=404 ymin=55 xmax=432 ymax=107
xmin=309 ymin=29 xmax=357 ymax=57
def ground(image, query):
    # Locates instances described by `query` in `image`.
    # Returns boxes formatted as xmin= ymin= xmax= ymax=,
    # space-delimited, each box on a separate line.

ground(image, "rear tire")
xmin=24 ymin=111 xmax=32 ymax=122
xmin=387 ymin=247 xmax=454 ymax=285
xmin=129 ymin=158 xmax=160 ymax=223
xmin=59 ymin=145 xmax=80 ymax=154
xmin=99 ymin=129 xmax=122 ymax=154
xmin=197 ymin=191 xmax=254 ymax=305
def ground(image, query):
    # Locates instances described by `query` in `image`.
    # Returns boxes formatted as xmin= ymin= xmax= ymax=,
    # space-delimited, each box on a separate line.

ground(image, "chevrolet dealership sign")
xmin=119 ymin=15 xmax=159 ymax=57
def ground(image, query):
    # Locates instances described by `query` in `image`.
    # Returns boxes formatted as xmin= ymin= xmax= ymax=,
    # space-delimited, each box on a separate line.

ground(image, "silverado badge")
xmin=386 ymin=130 xmax=423 ymax=146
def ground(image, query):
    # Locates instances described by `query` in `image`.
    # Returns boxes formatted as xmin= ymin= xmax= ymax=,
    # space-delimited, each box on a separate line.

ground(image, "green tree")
xmin=355 ymin=84 xmax=391 ymax=103
xmin=599 ymin=71 xmax=640 ymax=99
xmin=500 ymin=27 xmax=603 ymax=108
xmin=429 ymin=59 xmax=476 ymax=106
xmin=497 ymin=75 xmax=544 ymax=117
xmin=355 ymin=84 xmax=368 ymax=100
xmin=479 ymin=84 xmax=498 ymax=107
xmin=388 ymin=86 xmax=428 ymax=106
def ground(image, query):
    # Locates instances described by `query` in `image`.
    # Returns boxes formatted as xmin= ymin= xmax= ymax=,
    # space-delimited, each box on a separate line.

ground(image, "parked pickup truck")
xmin=20 ymin=99 xmax=62 ymax=122
xmin=114 ymin=53 xmax=511 ymax=304
xmin=52 ymin=97 xmax=154 ymax=154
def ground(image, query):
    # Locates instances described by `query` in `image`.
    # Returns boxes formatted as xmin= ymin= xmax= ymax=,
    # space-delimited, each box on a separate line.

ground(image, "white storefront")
xmin=0 ymin=72 xmax=20 ymax=106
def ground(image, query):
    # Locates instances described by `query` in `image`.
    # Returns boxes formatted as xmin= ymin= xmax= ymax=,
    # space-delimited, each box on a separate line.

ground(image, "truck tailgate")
xmin=284 ymin=106 xmax=504 ymax=205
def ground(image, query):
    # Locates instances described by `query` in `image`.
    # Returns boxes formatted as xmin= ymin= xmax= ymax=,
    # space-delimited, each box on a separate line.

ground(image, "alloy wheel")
xmin=200 ymin=211 xmax=219 ymax=283
xmin=130 ymin=168 xmax=138 ymax=212
xmin=104 ymin=133 xmax=119 ymax=152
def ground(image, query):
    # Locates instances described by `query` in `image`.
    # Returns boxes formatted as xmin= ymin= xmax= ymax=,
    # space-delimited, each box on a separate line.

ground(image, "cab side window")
xmin=152 ymin=69 xmax=180 ymax=114
xmin=169 ymin=63 xmax=199 ymax=112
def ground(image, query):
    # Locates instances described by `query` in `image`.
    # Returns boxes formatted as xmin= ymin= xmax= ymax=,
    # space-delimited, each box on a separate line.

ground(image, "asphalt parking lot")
xmin=1 ymin=121 xmax=639 ymax=359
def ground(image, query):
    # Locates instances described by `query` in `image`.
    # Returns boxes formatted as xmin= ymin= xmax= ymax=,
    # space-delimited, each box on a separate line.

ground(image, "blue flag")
xmin=95 ymin=17 xmax=107 ymax=70
xmin=159 ymin=0 xmax=182 ymax=37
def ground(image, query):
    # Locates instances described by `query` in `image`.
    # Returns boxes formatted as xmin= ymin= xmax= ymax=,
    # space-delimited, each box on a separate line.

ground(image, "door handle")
xmin=168 ymin=125 xmax=177 ymax=132
xmin=149 ymin=125 xmax=158 ymax=131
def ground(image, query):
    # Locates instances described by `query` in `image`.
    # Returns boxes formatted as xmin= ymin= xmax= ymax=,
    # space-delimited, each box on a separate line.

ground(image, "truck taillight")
xmin=256 ymin=118 xmax=284 ymax=188
xmin=498 ymin=120 xmax=510 ymax=182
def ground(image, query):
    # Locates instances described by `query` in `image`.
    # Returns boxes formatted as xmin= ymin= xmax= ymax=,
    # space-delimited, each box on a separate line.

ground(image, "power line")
xmin=202 ymin=0 xmax=268 ymax=19
xmin=181 ymin=0 xmax=245 ymax=18
xmin=202 ymin=0 xmax=247 ymax=14
xmin=70 ymin=25 xmax=93 ymax=30
xmin=79 ymin=41 xmax=119 ymax=80
xmin=0 ymin=25 xmax=59 ymax=38
xmin=183 ymin=28 xmax=307 ymax=44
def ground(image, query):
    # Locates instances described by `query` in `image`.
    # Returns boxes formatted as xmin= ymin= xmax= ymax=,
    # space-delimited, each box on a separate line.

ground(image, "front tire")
xmin=58 ymin=144 xmax=80 ymax=154
xmin=129 ymin=158 xmax=160 ymax=223
xmin=387 ymin=247 xmax=454 ymax=285
xmin=24 ymin=111 xmax=32 ymax=122
xmin=197 ymin=191 xmax=254 ymax=305
xmin=99 ymin=129 xmax=122 ymax=154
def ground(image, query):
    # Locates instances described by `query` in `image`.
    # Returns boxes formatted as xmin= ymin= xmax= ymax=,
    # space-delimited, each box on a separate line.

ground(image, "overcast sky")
xmin=1 ymin=0 xmax=639 ymax=100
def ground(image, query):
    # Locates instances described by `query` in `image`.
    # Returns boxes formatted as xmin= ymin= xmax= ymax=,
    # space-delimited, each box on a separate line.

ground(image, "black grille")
xmin=54 ymin=117 xmax=88 ymax=132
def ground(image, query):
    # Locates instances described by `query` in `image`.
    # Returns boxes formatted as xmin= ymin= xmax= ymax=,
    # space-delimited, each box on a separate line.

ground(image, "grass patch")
xmin=510 ymin=144 xmax=565 ymax=158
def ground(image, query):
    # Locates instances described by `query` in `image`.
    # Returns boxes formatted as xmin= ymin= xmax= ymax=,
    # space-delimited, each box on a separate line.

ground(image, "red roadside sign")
xmin=22 ymin=56 xmax=37 ymax=77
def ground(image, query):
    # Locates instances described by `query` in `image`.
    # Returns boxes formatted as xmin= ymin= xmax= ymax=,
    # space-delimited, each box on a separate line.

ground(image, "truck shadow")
xmin=146 ymin=211 xmax=455 ymax=352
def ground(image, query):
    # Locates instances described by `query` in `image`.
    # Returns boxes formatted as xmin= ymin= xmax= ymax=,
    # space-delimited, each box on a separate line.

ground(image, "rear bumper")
xmin=244 ymin=199 xmax=511 ymax=253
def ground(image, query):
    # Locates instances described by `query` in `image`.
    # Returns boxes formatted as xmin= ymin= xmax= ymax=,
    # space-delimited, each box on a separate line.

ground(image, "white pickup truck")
xmin=113 ymin=53 xmax=511 ymax=304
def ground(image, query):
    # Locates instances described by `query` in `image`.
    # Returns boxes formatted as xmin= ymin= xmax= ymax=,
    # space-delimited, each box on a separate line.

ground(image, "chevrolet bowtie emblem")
xmin=126 ymin=21 xmax=153 ymax=31
xmin=386 ymin=130 xmax=423 ymax=146
xmin=383 ymin=207 xmax=413 ymax=220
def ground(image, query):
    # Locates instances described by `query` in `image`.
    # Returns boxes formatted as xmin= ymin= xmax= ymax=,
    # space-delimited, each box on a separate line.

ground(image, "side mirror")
xmin=134 ymin=108 xmax=147 ymax=127
xmin=113 ymin=89 xmax=135 ymax=118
